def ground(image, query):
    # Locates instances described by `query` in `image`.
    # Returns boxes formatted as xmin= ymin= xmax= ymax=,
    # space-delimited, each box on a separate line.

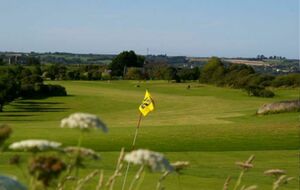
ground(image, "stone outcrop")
xmin=257 ymin=100 xmax=300 ymax=115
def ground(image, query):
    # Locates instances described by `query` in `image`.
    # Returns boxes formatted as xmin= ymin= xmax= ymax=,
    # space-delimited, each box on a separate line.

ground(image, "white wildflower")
xmin=9 ymin=140 xmax=61 ymax=152
xmin=264 ymin=169 xmax=286 ymax=177
xmin=171 ymin=161 xmax=190 ymax=172
xmin=0 ymin=175 xmax=27 ymax=190
xmin=124 ymin=149 xmax=173 ymax=172
xmin=60 ymin=113 xmax=108 ymax=132
xmin=64 ymin=146 xmax=100 ymax=160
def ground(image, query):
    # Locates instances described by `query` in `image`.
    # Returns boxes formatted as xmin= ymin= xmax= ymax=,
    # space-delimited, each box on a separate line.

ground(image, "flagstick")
xmin=121 ymin=113 xmax=143 ymax=190
xmin=132 ymin=114 xmax=142 ymax=149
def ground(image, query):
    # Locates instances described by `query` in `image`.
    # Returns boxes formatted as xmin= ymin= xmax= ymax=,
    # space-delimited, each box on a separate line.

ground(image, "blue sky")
xmin=0 ymin=0 xmax=299 ymax=58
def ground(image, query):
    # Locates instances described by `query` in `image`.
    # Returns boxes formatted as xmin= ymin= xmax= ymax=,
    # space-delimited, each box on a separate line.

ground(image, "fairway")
xmin=0 ymin=81 xmax=299 ymax=189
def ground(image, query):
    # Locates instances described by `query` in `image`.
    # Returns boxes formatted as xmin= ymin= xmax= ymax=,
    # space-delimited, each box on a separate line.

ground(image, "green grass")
xmin=0 ymin=80 xmax=299 ymax=189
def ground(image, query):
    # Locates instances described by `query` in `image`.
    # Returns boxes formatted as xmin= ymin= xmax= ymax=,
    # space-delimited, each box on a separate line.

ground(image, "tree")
xmin=144 ymin=61 xmax=169 ymax=80
xmin=163 ymin=67 xmax=177 ymax=82
xmin=109 ymin=51 xmax=144 ymax=77
xmin=272 ymin=74 xmax=300 ymax=87
xmin=200 ymin=57 xmax=224 ymax=84
xmin=125 ymin=67 xmax=144 ymax=80
xmin=0 ymin=74 xmax=19 ymax=112
xmin=26 ymin=56 xmax=41 ymax=65
xmin=177 ymin=67 xmax=200 ymax=82
xmin=32 ymin=65 xmax=42 ymax=75
xmin=0 ymin=58 xmax=5 ymax=65
xmin=44 ymin=64 xmax=66 ymax=80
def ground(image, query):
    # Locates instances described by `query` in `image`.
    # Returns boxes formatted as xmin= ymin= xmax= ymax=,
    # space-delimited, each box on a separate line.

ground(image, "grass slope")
xmin=0 ymin=81 xmax=298 ymax=189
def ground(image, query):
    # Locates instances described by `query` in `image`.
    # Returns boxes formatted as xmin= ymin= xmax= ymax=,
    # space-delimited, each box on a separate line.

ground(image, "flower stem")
xmin=156 ymin=171 xmax=170 ymax=190
xmin=177 ymin=174 xmax=183 ymax=190
xmin=134 ymin=170 xmax=145 ymax=190
xmin=128 ymin=165 xmax=144 ymax=190
xmin=233 ymin=170 xmax=244 ymax=190
xmin=75 ymin=131 xmax=84 ymax=176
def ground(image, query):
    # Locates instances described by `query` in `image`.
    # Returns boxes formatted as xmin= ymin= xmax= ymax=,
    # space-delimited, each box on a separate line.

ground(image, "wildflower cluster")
xmin=60 ymin=112 xmax=108 ymax=132
xmin=64 ymin=146 xmax=100 ymax=160
xmin=124 ymin=149 xmax=173 ymax=172
xmin=9 ymin=140 xmax=61 ymax=152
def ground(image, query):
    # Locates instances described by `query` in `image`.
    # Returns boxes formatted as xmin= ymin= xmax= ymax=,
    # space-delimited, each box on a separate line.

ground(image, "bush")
xmin=258 ymin=89 xmax=275 ymax=98
xmin=271 ymin=74 xmax=300 ymax=87
xmin=101 ymin=72 xmax=111 ymax=80
xmin=247 ymin=74 xmax=275 ymax=87
xmin=245 ymin=85 xmax=274 ymax=98
xmin=200 ymin=57 xmax=224 ymax=84
xmin=43 ymin=85 xmax=67 ymax=96
xmin=20 ymin=84 xmax=36 ymax=98
xmin=125 ymin=67 xmax=144 ymax=80
xmin=20 ymin=84 xmax=67 ymax=98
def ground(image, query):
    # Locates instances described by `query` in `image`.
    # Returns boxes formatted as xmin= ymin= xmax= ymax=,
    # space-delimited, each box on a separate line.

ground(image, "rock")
xmin=257 ymin=100 xmax=300 ymax=115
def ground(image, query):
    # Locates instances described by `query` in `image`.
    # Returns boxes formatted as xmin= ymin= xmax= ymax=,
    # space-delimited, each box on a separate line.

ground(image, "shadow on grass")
xmin=5 ymin=100 xmax=70 ymax=113
xmin=15 ymin=101 xmax=64 ymax=105
xmin=0 ymin=114 xmax=36 ymax=117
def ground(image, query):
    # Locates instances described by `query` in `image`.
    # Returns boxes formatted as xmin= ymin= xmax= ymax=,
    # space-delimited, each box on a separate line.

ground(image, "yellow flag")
xmin=139 ymin=90 xmax=155 ymax=116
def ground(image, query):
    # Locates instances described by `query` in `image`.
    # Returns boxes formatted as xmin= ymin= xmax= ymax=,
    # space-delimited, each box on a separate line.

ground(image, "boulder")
xmin=257 ymin=100 xmax=300 ymax=115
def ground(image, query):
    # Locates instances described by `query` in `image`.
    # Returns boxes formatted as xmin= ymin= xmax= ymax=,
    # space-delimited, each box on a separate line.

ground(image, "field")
xmin=0 ymin=80 xmax=299 ymax=189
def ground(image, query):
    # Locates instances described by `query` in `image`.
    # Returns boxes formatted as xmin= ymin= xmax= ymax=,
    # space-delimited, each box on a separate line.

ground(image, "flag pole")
xmin=132 ymin=113 xmax=143 ymax=149
xmin=121 ymin=113 xmax=143 ymax=190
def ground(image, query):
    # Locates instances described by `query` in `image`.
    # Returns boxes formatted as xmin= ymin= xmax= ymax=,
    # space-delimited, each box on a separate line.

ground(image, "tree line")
xmin=1 ymin=51 xmax=299 ymax=102
xmin=0 ymin=65 xmax=67 ymax=112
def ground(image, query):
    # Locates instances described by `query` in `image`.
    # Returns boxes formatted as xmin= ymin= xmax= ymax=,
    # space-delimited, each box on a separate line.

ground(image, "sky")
xmin=0 ymin=0 xmax=299 ymax=58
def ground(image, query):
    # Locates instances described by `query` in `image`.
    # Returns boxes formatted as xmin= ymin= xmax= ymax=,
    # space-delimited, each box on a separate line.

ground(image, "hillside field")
xmin=0 ymin=81 xmax=299 ymax=189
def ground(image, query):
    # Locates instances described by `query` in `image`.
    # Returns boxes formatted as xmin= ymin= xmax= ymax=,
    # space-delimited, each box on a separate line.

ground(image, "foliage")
xmin=245 ymin=85 xmax=275 ymax=98
xmin=177 ymin=67 xmax=200 ymax=81
xmin=109 ymin=51 xmax=145 ymax=77
xmin=0 ymin=66 xmax=67 ymax=111
xmin=200 ymin=57 xmax=224 ymax=84
xmin=0 ymin=72 xmax=19 ymax=111
xmin=125 ymin=67 xmax=144 ymax=80
xmin=198 ymin=57 xmax=276 ymax=97
xmin=144 ymin=61 xmax=169 ymax=80
xmin=271 ymin=74 xmax=300 ymax=87
xmin=26 ymin=56 xmax=41 ymax=66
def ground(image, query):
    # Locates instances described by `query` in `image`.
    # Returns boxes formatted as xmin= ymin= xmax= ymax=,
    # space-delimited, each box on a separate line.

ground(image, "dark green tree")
xmin=109 ymin=51 xmax=144 ymax=76
xmin=0 ymin=74 xmax=19 ymax=112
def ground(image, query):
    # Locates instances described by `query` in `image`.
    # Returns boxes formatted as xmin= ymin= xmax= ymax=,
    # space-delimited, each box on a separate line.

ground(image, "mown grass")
xmin=0 ymin=80 xmax=299 ymax=189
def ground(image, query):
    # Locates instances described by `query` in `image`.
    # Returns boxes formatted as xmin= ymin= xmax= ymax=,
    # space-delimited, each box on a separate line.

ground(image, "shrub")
xmin=200 ymin=57 xmax=224 ymax=84
xmin=20 ymin=84 xmax=67 ymax=98
xmin=125 ymin=67 xmax=144 ymax=80
xmin=43 ymin=85 xmax=67 ymax=96
xmin=272 ymin=74 xmax=300 ymax=87
xmin=245 ymin=85 xmax=274 ymax=98
xmin=258 ymin=89 xmax=275 ymax=98
xmin=20 ymin=84 xmax=36 ymax=98
xmin=101 ymin=72 xmax=111 ymax=80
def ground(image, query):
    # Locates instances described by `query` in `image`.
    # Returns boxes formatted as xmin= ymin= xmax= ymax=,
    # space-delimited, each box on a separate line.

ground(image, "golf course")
xmin=0 ymin=80 xmax=298 ymax=189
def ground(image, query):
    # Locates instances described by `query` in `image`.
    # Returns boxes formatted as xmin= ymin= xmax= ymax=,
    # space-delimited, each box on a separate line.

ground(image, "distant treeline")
xmin=198 ymin=57 xmax=299 ymax=98
xmin=41 ymin=53 xmax=299 ymax=97
xmin=0 ymin=65 xmax=67 ymax=112
xmin=1 ymin=51 xmax=299 ymax=100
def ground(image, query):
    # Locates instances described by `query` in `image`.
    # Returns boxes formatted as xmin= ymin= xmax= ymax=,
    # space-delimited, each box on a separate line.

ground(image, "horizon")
xmin=1 ymin=50 xmax=299 ymax=60
xmin=0 ymin=0 xmax=299 ymax=59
